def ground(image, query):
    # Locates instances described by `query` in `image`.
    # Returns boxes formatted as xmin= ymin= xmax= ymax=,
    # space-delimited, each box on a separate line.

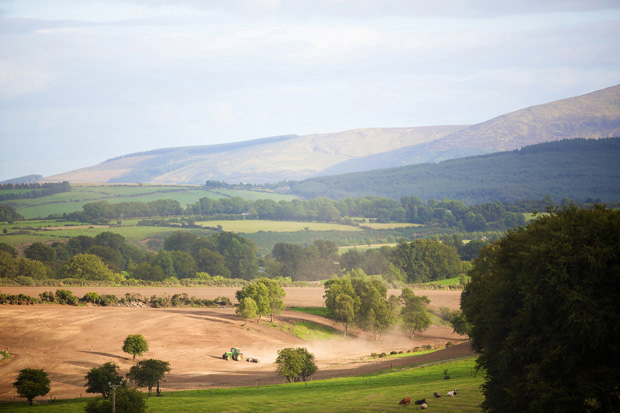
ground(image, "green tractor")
xmin=222 ymin=347 xmax=243 ymax=361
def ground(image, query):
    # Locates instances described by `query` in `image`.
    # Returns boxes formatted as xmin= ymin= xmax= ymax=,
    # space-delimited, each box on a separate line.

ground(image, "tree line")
xmin=1 ymin=228 xmax=474 ymax=285
xmin=267 ymin=237 xmax=467 ymax=283
xmin=0 ymin=230 xmax=259 ymax=283
xmin=324 ymin=275 xmax=432 ymax=341
xmin=62 ymin=194 xmax=532 ymax=233
xmin=0 ymin=181 xmax=71 ymax=202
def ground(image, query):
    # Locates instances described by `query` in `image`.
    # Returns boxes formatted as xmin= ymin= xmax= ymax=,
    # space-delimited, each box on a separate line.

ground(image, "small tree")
xmin=127 ymin=359 xmax=170 ymax=396
xmin=235 ymin=282 xmax=270 ymax=323
xmin=122 ymin=334 xmax=149 ymax=361
xmin=333 ymin=293 xmax=355 ymax=336
xmin=236 ymin=296 xmax=258 ymax=326
xmin=13 ymin=368 xmax=50 ymax=406
xmin=275 ymin=347 xmax=318 ymax=383
xmin=450 ymin=310 xmax=471 ymax=337
xmin=400 ymin=287 xmax=431 ymax=339
xmin=84 ymin=362 xmax=122 ymax=399
xmin=85 ymin=385 xmax=147 ymax=413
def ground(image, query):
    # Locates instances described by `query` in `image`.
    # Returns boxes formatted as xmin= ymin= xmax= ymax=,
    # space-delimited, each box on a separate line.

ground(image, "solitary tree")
xmin=462 ymin=205 xmax=620 ymax=412
xmin=400 ymin=287 xmax=431 ymax=339
xmin=13 ymin=368 xmax=50 ymax=406
xmin=122 ymin=334 xmax=149 ymax=361
xmin=275 ymin=347 xmax=317 ymax=382
xmin=84 ymin=362 xmax=122 ymax=399
xmin=127 ymin=359 xmax=171 ymax=396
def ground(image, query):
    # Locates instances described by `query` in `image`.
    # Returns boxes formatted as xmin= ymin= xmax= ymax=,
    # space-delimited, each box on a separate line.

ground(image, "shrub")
xmin=14 ymin=276 xmax=35 ymax=286
xmin=39 ymin=291 xmax=55 ymax=303
xmin=81 ymin=292 xmax=101 ymax=304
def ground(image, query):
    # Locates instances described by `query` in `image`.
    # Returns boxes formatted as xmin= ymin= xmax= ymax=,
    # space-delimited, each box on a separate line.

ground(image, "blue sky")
xmin=1 ymin=0 xmax=619 ymax=181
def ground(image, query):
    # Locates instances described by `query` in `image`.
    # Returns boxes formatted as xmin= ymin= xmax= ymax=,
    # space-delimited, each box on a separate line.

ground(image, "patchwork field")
xmin=0 ymin=287 xmax=466 ymax=402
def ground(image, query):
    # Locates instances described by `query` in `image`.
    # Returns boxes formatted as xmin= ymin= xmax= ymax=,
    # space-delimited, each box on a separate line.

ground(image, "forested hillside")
xmin=289 ymin=138 xmax=620 ymax=204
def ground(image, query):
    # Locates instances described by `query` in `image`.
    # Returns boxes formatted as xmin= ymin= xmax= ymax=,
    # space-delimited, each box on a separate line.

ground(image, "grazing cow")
xmin=447 ymin=389 xmax=458 ymax=397
xmin=420 ymin=403 xmax=428 ymax=409
xmin=399 ymin=397 xmax=411 ymax=405
xmin=414 ymin=399 xmax=426 ymax=405
xmin=434 ymin=392 xmax=442 ymax=398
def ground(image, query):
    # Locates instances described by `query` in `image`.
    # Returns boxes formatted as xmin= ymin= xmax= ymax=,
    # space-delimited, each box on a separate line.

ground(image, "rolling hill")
xmin=41 ymin=84 xmax=620 ymax=185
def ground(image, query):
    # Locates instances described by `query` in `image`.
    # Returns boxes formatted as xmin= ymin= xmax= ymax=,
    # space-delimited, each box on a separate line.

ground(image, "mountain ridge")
xmin=39 ymin=84 xmax=620 ymax=185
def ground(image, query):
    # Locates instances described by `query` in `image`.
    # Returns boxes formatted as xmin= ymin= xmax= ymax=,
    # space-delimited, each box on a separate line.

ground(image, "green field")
xmin=4 ymin=185 xmax=298 ymax=219
xmin=197 ymin=219 xmax=361 ymax=233
xmin=1 ymin=358 xmax=483 ymax=412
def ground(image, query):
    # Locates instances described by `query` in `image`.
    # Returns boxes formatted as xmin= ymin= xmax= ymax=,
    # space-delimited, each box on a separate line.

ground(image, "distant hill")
xmin=40 ymin=84 xmax=620 ymax=185
xmin=321 ymin=84 xmax=620 ymax=175
xmin=1 ymin=174 xmax=43 ymax=184
xmin=289 ymin=138 xmax=620 ymax=204
xmin=43 ymin=126 xmax=466 ymax=184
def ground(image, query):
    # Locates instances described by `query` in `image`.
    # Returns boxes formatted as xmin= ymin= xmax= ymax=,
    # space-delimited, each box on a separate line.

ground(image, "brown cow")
xmin=399 ymin=397 xmax=411 ymax=405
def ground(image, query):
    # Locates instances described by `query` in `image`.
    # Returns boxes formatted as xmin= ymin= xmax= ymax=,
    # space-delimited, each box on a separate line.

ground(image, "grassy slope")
xmin=2 ymin=358 xmax=483 ymax=412
xmin=5 ymin=185 xmax=298 ymax=219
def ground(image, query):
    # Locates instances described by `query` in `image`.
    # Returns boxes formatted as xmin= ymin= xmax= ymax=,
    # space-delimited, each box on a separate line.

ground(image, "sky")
xmin=1 ymin=0 xmax=619 ymax=182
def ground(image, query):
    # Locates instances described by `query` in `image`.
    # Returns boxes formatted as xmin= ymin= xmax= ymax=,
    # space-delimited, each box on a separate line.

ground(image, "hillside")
xmin=289 ymin=138 xmax=620 ymax=204
xmin=43 ymin=126 xmax=466 ymax=184
xmin=39 ymin=84 xmax=620 ymax=185
xmin=321 ymin=84 xmax=620 ymax=175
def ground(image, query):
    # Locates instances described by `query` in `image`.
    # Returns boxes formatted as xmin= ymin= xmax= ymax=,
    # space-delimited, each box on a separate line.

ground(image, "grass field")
xmin=420 ymin=277 xmax=469 ymax=287
xmin=359 ymin=222 xmax=420 ymax=230
xmin=289 ymin=307 xmax=331 ymax=318
xmin=197 ymin=219 xmax=361 ymax=233
xmin=274 ymin=320 xmax=346 ymax=341
xmin=5 ymin=185 xmax=298 ymax=219
xmin=0 ymin=358 xmax=483 ymax=412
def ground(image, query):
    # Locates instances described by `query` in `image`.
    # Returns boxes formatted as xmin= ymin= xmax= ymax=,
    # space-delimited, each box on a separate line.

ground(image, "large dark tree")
xmin=84 ymin=362 xmax=122 ymax=399
xmin=275 ymin=347 xmax=317 ymax=382
xmin=461 ymin=205 xmax=620 ymax=412
xmin=13 ymin=368 xmax=50 ymax=405
xmin=127 ymin=359 xmax=171 ymax=396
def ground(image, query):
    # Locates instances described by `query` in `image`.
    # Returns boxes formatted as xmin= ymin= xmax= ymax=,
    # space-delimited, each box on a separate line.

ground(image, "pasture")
xmin=196 ymin=219 xmax=361 ymax=233
xmin=4 ymin=185 xmax=298 ymax=219
xmin=1 ymin=358 xmax=482 ymax=412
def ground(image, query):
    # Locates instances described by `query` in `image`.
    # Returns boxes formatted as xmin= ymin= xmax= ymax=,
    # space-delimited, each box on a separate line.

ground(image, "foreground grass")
xmin=1 ymin=358 xmax=483 ymax=412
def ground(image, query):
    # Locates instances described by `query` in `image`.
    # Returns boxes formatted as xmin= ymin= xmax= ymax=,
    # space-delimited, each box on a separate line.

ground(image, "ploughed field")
xmin=0 ymin=287 xmax=468 ymax=401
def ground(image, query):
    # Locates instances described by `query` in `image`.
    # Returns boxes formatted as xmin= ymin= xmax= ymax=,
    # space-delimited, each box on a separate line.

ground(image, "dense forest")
xmin=287 ymin=138 xmax=620 ymax=204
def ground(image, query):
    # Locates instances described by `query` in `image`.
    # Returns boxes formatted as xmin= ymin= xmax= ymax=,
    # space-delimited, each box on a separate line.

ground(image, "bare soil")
xmin=0 ymin=287 xmax=470 ymax=401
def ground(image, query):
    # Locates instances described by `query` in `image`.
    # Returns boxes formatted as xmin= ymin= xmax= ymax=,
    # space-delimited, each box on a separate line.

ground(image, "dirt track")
xmin=0 ymin=287 xmax=469 ymax=401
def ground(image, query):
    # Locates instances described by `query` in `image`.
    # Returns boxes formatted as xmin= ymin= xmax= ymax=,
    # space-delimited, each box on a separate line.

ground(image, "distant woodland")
xmin=60 ymin=194 xmax=532 ymax=234
xmin=0 ymin=181 xmax=71 ymax=202
xmin=287 ymin=138 xmax=620 ymax=204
